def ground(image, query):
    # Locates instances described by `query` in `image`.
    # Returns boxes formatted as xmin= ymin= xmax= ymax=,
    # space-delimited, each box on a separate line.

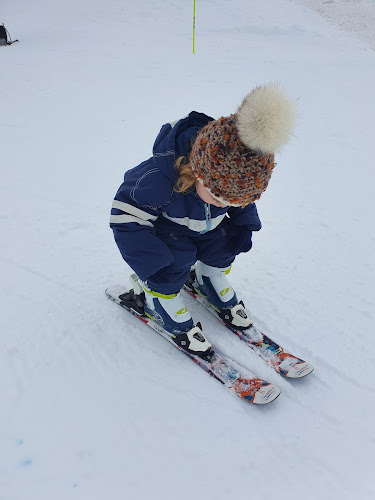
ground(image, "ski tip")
xmin=230 ymin=379 xmax=281 ymax=404
xmin=252 ymin=383 xmax=281 ymax=404
xmin=285 ymin=361 xmax=314 ymax=378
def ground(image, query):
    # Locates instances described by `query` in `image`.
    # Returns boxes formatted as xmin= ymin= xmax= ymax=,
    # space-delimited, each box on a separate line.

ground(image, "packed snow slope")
xmin=1 ymin=1 xmax=375 ymax=499
xmin=294 ymin=0 xmax=375 ymax=50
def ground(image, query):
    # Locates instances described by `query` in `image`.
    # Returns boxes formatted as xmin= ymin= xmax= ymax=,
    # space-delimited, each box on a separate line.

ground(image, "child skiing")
xmin=110 ymin=83 xmax=296 ymax=362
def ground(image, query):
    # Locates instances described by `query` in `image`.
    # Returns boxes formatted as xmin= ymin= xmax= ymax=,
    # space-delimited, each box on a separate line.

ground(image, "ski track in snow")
xmin=1 ymin=1 xmax=375 ymax=499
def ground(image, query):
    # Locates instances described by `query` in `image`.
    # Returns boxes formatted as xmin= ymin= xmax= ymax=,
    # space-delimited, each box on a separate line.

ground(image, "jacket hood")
xmin=152 ymin=111 xmax=214 ymax=183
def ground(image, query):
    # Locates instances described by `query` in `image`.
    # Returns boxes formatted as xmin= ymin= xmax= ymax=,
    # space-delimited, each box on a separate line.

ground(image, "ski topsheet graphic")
xmin=184 ymin=270 xmax=314 ymax=379
xmin=105 ymin=282 xmax=280 ymax=405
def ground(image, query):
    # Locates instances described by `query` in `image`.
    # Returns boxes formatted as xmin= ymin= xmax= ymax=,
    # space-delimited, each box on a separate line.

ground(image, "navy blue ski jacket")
xmin=110 ymin=112 xmax=262 ymax=281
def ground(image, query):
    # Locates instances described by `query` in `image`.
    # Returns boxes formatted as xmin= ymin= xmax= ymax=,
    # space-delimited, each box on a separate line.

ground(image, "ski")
xmin=105 ymin=284 xmax=281 ymax=405
xmin=184 ymin=271 xmax=314 ymax=379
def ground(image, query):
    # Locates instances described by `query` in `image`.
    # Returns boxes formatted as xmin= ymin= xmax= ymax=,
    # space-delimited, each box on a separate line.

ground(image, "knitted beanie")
xmin=189 ymin=83 xmax=296 ymax=206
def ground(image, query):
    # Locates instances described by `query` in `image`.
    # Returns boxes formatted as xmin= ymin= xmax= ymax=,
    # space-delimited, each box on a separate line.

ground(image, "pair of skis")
xmin=105 ymin=274 xmax=313 ymax=406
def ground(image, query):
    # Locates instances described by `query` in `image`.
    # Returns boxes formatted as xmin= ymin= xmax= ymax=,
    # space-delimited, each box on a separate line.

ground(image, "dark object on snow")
xmin=0 ymin=24 xmax=19 ymax=46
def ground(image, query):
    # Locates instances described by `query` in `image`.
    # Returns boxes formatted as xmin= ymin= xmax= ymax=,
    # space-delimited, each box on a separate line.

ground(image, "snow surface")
xmin=294 ymin=0 xmax=375 ymax=50
xmin=1 ymin=1 xmax=375 ymax=499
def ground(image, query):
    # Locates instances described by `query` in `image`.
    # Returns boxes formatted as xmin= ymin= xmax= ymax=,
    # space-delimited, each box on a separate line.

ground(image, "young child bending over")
xmin=110 ymin=83 xmax=295 ymax=361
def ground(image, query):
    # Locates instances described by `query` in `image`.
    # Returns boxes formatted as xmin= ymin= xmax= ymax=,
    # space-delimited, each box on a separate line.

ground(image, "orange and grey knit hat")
xmin=189 ymin=83 xmax=296 ymax=206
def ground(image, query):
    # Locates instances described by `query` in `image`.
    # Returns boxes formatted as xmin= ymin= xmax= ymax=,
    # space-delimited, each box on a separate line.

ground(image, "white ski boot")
xmin=129 ymin=275 xmax=214 ymax=361
xmin=193 ymin=262 xmax=253 ymax=330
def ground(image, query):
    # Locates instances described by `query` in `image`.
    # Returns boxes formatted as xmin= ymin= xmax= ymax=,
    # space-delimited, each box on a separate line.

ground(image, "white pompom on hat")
xmin=236 ymin=83 xmax=296 ymax=154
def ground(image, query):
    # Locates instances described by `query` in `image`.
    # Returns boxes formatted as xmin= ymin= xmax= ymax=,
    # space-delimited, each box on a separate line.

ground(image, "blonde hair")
xmin=174 ymin=156 xmax=196 ymax=194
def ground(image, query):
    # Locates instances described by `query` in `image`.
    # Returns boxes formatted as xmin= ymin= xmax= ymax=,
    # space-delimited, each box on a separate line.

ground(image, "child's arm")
xmin=110 ymin=160 xmax=175 ymax=281
xmin=225 ymin=204 xmax=262 ymax=255
xmin=227 ymin=203 xmax=262 ymax=230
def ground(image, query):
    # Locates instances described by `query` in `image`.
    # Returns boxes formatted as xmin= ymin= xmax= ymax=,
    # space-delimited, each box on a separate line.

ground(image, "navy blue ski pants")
xmin=147 ymin=219 xmax=235 ymax=294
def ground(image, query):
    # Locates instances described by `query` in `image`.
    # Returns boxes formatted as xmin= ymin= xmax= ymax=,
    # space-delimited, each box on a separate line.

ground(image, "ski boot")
xmin=123 ymin=274 xmax=214 ymax=361
xmin=191 ymin=262 xmax=253 ymax=331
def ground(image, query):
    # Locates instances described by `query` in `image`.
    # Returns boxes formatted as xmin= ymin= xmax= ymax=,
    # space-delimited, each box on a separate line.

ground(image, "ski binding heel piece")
xmin=117 ymin=274 xmax=146 ymax=316
xmin=129 ymin=273 xmax=144 ymax=295
xmin=118 ymin=289 xmax=145 ymax=316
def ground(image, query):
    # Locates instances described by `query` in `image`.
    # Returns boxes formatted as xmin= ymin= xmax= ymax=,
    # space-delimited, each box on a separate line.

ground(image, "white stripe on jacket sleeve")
xmin=110 ymin=200 xmax=158 ymax=227
xmin=110 ymin=214 xmax=154 ymax=227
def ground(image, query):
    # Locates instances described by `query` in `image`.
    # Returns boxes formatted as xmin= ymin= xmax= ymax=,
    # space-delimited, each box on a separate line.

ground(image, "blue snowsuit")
xmin=110 ymin=112 xmax=262 ymax=294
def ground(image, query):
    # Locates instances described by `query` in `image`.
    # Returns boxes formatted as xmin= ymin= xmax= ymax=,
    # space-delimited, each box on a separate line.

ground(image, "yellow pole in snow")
xmin=193 ymin=0 xmax=196 ymax=53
